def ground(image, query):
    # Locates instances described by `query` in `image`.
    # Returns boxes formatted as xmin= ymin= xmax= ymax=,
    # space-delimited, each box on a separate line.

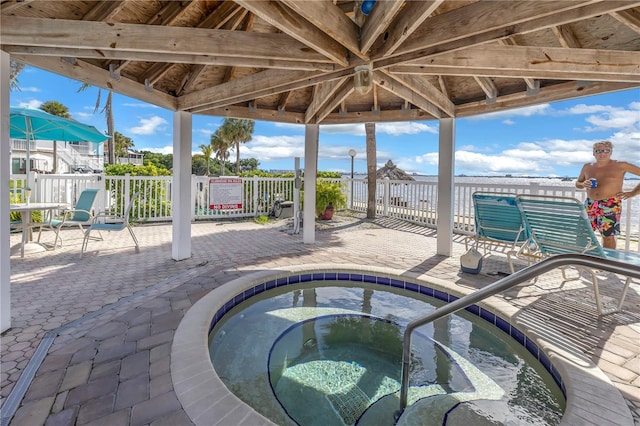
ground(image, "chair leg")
xmin=53 ymin=226 xmax=62 ymax=249
xmin=587 ymin=269 xmax=604 ymax=315
xmin=615 ymin=277 xmax=632 ymax=311
xmin=127 ymin=225 xmax=140 ymax=253
xmin=80 ymin=229 xmax=91 ymax=258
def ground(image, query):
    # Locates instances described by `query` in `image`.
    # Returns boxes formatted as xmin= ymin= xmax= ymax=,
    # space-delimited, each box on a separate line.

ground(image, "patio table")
xmin=10 ymin=202 xmax=68 ymax=257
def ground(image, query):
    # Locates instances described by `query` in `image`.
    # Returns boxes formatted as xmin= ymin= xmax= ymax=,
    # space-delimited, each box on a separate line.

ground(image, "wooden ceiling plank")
xmin=305 ymin=77 xmax=350 ymax=123
xmin=611 ymin=8 xmax=640 ymax=32
xmin=11 ymin=54 xmax=177 ymax=110
xmin=359 ymin=0 xmax=406 ymax=54
xmin=82 ymin=1 xmax=126 ymax=21
xmin=0 ymin=16 xmax=336 ymax=64
xmin=390 ymin=1 xmax=596 ymax=57
xmin=380 ymin=70 xmax=455 ymax=116
xmin=233 ymin=0 xmax=349 ymax=66
xmin=371 ymin=0 xmax=443 ymax=56
xmin=1 ymin=46 xmax=335 ymax=71
xmin=372 ymin=71 xmax=442 ymax=118
xmin=280 ymin=0 xmax=364 ymax=59
xmin=0 ymin=0 xmax=37 ymax=13
xmin=552 ymin=24 xmax=582 ymax=48
xmin=375 ymin=1 xmax=640 ymax=69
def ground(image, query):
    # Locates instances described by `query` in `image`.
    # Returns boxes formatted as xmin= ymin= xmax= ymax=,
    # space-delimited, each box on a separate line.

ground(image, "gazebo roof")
xmin=2 ymin=1 xmax=638 ymax=125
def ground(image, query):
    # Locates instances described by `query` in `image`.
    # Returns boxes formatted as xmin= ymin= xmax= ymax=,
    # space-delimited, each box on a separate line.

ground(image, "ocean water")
xmin=351 ymin=174 xmax=639 ymax=237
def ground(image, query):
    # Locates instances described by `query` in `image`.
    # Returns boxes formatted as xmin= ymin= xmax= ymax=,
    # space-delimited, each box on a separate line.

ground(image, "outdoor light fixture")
xmin=354 ymin=64 xmax=373 ymax=95
xmin=361 ymin=0 xmax=376 ymax=15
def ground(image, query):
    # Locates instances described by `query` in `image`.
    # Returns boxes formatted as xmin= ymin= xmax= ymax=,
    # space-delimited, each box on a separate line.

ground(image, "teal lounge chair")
xmin=80 ymin=192 xmax=141 ymax=258
xmin=465 ymin=192 xmax=531 ymax=270
xmin=38 ymin=188 xmax=100 ymax=248
xmin=515 ymin=194 xmax=637 ymax=315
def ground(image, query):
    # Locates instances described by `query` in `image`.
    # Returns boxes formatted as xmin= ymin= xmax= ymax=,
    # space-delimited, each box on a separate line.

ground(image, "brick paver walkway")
xmin=1 ymin=214 xmax=638 ymax=425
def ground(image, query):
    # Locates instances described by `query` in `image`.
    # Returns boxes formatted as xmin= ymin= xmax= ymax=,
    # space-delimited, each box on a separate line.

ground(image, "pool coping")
xmin=171 ymin=263 xmax=634 ymax=426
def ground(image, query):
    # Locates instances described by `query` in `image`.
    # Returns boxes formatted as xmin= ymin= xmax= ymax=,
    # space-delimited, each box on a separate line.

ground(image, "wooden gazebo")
xmin=1 ymin=1 xmax=639 ymax=331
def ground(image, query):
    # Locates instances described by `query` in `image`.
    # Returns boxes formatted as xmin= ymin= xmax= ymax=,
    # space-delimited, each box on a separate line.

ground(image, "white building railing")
xmin=9 ymin=173 xmax=639 ymax=252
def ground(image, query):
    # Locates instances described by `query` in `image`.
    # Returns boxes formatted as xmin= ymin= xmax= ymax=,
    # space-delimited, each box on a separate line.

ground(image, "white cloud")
xmin=122 ymin=102 xmax=159 ymax=108
xmin=564 ymin=102 xmax=639 ymax=132
xmin=18 ymin=100 xmax=42 ymax=109
xmin=145 ymin=146 xmax=174 ymax=155
xmin=473 ymin=103 xmax=552 ymax=120
xmin=19 ymin=86 xmax=40 ymax=93
xmin=455 ymin=150 xmax=551 ymax=175
xmin=130 ymin=116 xmax=168 ymax=135
xmin=318 ymin=121 xmax=437 ymax=136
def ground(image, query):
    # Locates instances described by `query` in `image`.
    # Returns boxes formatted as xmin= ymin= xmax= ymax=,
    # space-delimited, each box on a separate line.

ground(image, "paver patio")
xmin=1 ymin=214 xmax=638 ymax=425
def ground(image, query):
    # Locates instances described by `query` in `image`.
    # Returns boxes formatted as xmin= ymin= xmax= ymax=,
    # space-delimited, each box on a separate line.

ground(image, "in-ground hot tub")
xmin=171 ymin=265 xmax=634 ymax=426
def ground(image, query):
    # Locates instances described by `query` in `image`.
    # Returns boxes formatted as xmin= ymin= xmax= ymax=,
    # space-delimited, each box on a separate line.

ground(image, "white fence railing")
xmin=9 ymin=173 xmax=639 ymax=252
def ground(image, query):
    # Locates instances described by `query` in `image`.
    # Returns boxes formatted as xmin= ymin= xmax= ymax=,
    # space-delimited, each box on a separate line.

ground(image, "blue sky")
xmin=11 ymin=65 xmax=640 ymax=177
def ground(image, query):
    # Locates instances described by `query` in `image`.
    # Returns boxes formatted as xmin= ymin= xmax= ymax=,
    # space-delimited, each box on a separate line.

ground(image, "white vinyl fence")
xmin=9 ymin=173 xmax=639 ymax=252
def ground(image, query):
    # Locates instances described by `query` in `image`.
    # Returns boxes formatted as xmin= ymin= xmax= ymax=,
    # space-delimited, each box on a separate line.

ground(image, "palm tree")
xmin=114 ymin=132 xmax=135 ymax=160
xmin=221 ymin=119 xmax=255 ymax=173
xmin=40 ymin=100 xmax=71 ymax=173
xmin=199 ymin=143 xmax=214 ymax=176
xmin=365 ymin=122 xmax=377 ymax=219
xmin=210 ymin=131 xmax=231 ymax=176
xmin=78 ymin=83 xmax=115 ymax=165
xmin=9 ymin=59 xmax=25 ymax=91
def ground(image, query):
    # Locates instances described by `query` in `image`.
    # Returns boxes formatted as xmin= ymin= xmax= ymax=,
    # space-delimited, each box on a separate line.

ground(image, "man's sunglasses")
xmin=594 ymin=148 xmax=612 ymax=154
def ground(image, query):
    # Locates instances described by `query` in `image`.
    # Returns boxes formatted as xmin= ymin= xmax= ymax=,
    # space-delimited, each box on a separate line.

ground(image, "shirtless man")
xmin=576 ymin=141 xmax=640 ymax=249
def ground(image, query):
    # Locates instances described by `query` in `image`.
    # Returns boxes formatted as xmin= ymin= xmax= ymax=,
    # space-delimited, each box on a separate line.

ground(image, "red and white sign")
xmin=209 ymin=177 xmax=243 ymax=210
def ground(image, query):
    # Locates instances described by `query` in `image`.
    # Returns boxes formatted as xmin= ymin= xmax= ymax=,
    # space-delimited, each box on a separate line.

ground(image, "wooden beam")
xmin=455 ymin=81 xmax=639 ymax=117
xmin=611 ymin=8 xmax=640 ymax=33
xmin=0 ymin=16 xmax=336 ymax=64
xmin=305 ymin=77 xmax=350 ymax=123
xmin=552 ymin=24 xmax=582 ymax=48
xmin=474 ymin=76 xmax=498 ymax=100
xmin=372 ymin=71 xmax=442 ymax=119
xmin=233 ymin=0 xmax=349 ymax=66
xmin=359 ymin=0 xmax=406 ymax=54
xmin=0 ymin=45 xmax=335 ymax=72
xmin=11 ymin=54 xmax=177 ymax=110
xmin=280 ymin=0 xmax=364 ymax=60
xmin=390 ymin=45 xmax=640 ymax=82
xmin=380 ymin=70 xmax=455 ymax=117
xmin=179 ymin=68 xmax=357 ymax=112
xmin=314 ymin=79 xmax=355 ymax=123
xmin=374 ymin=1 xmax=640 ymax=68
xmin=370 ymin=0 xmax=443 ymax=55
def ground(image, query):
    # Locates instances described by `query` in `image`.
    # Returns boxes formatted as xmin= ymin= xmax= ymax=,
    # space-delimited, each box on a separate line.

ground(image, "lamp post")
xmin=348 ymin=149 xmax=356 ymax=209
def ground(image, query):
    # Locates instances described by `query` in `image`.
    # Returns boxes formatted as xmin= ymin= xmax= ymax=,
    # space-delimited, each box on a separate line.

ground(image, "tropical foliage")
xmin=104 ymin=163 xmax=171 ymax=219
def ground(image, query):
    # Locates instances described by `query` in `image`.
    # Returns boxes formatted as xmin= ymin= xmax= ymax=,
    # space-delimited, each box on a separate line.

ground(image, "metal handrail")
xmin=397 ymin=254 xmax=640 ymax=417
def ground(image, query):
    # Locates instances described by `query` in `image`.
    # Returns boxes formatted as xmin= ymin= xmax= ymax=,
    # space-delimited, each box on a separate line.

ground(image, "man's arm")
xmin=618 ymin=162 xmax=640 ymax=199
xmin=575 ymin=164 xmax=589 ymax=189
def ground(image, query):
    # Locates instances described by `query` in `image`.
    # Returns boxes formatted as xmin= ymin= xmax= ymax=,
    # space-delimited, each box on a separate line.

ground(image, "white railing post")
xmin=383 ymin=178 xmax=390 ymax=216
xmin=191 ymin=174 xmax=197 ymax=221
xmin=530 ymin=182 xmax=541 ymax=195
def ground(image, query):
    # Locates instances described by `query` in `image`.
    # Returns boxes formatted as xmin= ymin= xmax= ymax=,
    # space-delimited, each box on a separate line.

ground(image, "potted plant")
xmin=315 ymin=180 xmax=347 ymax=220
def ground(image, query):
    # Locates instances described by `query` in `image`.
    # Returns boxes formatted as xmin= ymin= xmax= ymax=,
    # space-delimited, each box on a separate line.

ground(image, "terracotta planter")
xmin=318 ymin=204 xmax=334 ymax=220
